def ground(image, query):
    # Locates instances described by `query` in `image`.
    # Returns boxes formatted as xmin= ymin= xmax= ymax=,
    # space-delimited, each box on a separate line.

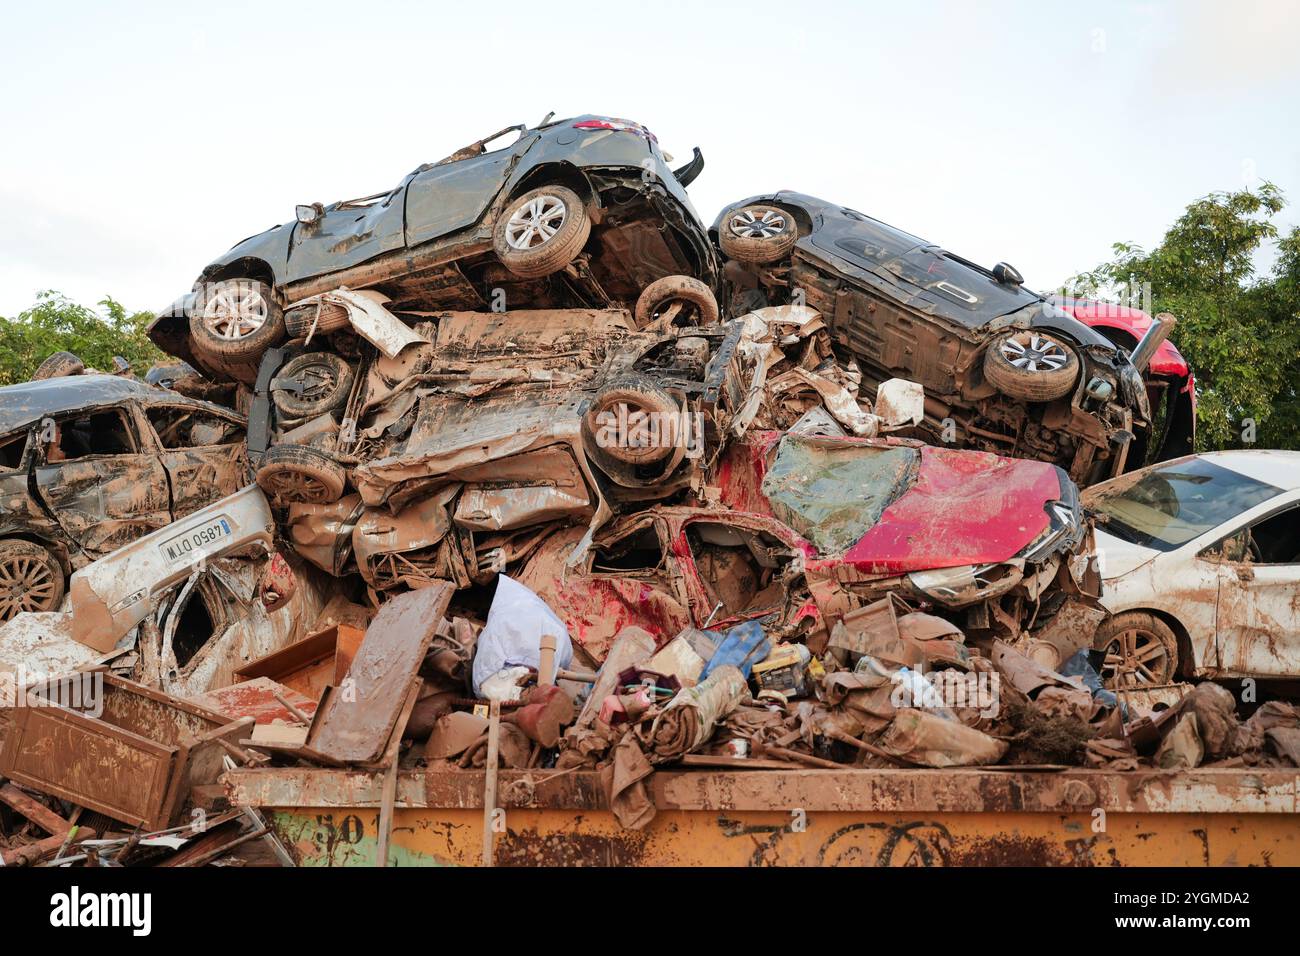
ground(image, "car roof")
xmin=0 ymin=374 xmax=195 ymax=436
xmin=1188 ymin=450 xmax=1300 ymax=491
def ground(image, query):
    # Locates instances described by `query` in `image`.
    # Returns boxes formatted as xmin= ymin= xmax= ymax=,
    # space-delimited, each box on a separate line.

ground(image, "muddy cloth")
xmin=600 ymin=734 xmax=657 ymax=830
xmin=878 ymin=709 xmax=1009 ymax=768
xmin=1175 ymin=682 xmax=1254 ymax=760
xmin=637 ymin=665 xmax=750 ymax=761
xmin=1154 ymin=712 xmax=1204 ymax=770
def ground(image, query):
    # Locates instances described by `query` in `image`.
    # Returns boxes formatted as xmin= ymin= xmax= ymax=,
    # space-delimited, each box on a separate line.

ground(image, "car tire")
xmin=493 ymin=185 xmax=591 ymax=280
xmin=272 ymin=352 xmax=355 ymax=420
xmin=1092 ymin=611 xmax=1179 ymax=688
xmin=0 ymin=539 xmax=66 ymax=621
xmin=189 ymin=278 xmax=285 ymax=363
xmin=634 ymin=275 xmax=720 ymax=329
xmin=719 ymin=204 xmax=797 ymax=264
xmin=285 ymin=300 xmax=352 ymax=339
xmin=31 ymin=351 xmax=85 ymax=381
xmin=983 ymin=330 xmax=1080 ymax=402
xmin=582 ymin=373 xmax=682 ymax=466
xmin=256 ymin=444 xmax=347 ymax=505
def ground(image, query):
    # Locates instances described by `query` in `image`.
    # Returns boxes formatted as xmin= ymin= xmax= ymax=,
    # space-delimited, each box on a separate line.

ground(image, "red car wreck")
xmin=518 ymin=430 xmax=1094 ymax=666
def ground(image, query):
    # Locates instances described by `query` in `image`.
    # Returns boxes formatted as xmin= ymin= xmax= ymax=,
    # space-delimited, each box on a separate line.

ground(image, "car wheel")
xmin=983 ymin=330 xmax=1080 ymax=402
xmin=493 ymin=185 xmax=591 ymax=279
xmin=272 ymin=352 xmax=355 ymax=420
xmin=0 ymin=539 xmax=66 ymax=621
xmin=719 ymin=204 xmax=797 ymax=264
xmin=190 ymin=278 xmax=285 ymax=363
xmin=256 ymin=444 xmax=347 ymax=505
xmin=634 ymin=275 xmax=719 ymax=329
xmin=285 ymin=300 xmax=352 ymax=339
xmin=31 ymin=351 xmax=85 ymax=381
xmin=582 ymin=373 xmax=682 ymax=466
xmin=1092 ymin=612 xmax=1179 ymax=688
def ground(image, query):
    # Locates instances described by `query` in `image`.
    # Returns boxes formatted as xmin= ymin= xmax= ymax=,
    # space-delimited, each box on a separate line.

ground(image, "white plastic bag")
xmin=471 ymin=575 xmax=574 ymax=696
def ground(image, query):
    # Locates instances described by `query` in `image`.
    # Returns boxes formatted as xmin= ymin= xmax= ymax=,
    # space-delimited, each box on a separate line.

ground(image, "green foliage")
xmin=0 ymin=291 xmax=164 ymax=386
xmin=1068 ymin=183 xmax=1300 ymax=451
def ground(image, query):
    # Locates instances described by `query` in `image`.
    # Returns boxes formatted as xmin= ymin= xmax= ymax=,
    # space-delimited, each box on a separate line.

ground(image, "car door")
xmin=284 ymin=187 xmax=409 ymax=284
xmin=32 ymin=404 xmax=172 ymax=557
xmin=675 ymin=513 xmax=802 ymax=630
xmin=140 ymin=401 xmax=248 ymax=519
xmin=1212 ymin=496 xmax=1300 ymax=677
xmin=403 ymin=129 xmax=536 ymax=248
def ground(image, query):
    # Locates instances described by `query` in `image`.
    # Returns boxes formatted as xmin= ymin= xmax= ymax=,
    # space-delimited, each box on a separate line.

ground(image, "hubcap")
xmin=0 ymin=554 xmax=58 ymax=619
xmin=265 ymin=470 xmax=327 ymax=504
xmin=1000 ymin=333 xmax=1069 ymax=372
xmin=505 ymin=195 xmax=567 ymax=250
xmin=1102 ymin=628 xmax=1169 ymax=687
xmin=203 ymin=282 xmax=269 ymax=340
xmin=296 ymin=363 xmax=340 ymax=401
xmin=729 ymin=208 xmax=787 ymax=239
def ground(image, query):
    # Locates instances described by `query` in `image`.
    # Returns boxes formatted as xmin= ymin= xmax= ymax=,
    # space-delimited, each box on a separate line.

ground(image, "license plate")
xmin=158 ymin=515 xmax=234 ymax=564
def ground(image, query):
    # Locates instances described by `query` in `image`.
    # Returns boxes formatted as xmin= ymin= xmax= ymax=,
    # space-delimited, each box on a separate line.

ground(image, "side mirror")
xmin=992 ymin=262 xmax=1023 ymax=286
xmin=296 ymin=203 xmax=325 ymax=225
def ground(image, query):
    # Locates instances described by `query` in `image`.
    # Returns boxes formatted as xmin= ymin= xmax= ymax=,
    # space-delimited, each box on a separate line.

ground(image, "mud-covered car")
xmin=516 ymin=430 xmax=1094 ymax=665
xmin=149 ymin=115 xmax=720 ymax=385
xmin=0 ymin=375 xmax=247 ymax=620
xmin=712 ymin=192 xmax=1171 ymax=486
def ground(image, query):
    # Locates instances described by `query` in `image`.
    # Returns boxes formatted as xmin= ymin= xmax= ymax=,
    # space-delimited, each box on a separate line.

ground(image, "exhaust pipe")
xmin=1129 ymin=312 xmax=1177 ymax=372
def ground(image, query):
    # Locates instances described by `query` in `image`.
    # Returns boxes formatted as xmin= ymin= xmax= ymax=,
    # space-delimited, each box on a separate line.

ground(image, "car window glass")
xmin=590 ymin=525 xmax=664 ymax=575
xmin=1085 ymin=457 xmax=1281 ymax=552
xmin=1248 ymin=505 xmax=1300 ymax=564
xmin=685 ymin=522 xmax=788 ymax=620
xmin=147 ymin=406 xmax=243 ymax=449
xmin=44 ymin=410 xmax=135 ymax=461
xmin=0 ymin=432 xmax=27 ymax=470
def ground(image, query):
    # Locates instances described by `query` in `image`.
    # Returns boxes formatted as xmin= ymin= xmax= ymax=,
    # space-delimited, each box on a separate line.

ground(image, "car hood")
xmin=840 ymin=446 xmax=1068 ymax=573
xmin=1092 ymin=525 xmax=1160 ymax=579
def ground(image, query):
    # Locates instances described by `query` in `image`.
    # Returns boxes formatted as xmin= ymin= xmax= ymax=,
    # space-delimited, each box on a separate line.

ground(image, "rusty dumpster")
xmin=223 ymin=766 xmax=1300 ymax=867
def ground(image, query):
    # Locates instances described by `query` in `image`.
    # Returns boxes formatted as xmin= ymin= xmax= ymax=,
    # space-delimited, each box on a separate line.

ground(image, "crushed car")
xmin=0 ymin=375 xmax=247 ymax=620
xmin=147 ymin=114 xmax=720 ymax=385
xmin=711 ymin=192 xmax=1180 ymax=486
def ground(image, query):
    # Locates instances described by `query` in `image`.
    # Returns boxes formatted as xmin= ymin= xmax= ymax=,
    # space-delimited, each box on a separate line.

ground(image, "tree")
xmin=0 ymin=292 xmax=164 ymax=386
xmin=1068 ymin=183 xmax=1300 ymax=451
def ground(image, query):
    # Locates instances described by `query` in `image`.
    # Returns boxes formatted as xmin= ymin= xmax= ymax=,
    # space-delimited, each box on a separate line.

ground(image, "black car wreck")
xmin=149 ymin=115 xmax=720 ymax=385
xmin=712 ymin=191 xmax=1181 ymax=486
xmin=0 ymin=375 xmax=247 ymax=620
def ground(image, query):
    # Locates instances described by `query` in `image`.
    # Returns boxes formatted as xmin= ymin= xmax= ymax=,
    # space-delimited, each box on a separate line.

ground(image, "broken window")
xmin=0 ymin=432 xmax=27 ymax=470
xmin=46 ymin=409 xmax=135 ymax=461
xmin=171 ymin=590 xmax=216 ymax=669
xmin=147 ymin=406 xmax=243 ymax=449
xmin=685 ymin=522 xmax=789 ymax=620
xmin=590 ymin=524 xmax=664 ymax=574
xmin=1247 ymin=506 xmax=1300 ymax=564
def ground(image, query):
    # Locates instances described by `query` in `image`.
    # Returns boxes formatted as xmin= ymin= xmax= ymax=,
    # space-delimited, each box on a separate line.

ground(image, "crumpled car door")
xmin=141 ymin=402 xmax=248 ymax=519
xmin=32 ymin=406 xmax=172 ymax=557
xmin=403 ymin=128 xmax=535 ymax=248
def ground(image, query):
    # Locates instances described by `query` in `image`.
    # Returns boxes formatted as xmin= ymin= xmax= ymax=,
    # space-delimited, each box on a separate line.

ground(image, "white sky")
xmin=2 ymin=0 xmax=1298 ymax=318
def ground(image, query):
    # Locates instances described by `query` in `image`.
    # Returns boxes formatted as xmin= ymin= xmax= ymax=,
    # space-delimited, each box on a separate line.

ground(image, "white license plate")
xmin=158 ymin=515 xmax=234 ymax=564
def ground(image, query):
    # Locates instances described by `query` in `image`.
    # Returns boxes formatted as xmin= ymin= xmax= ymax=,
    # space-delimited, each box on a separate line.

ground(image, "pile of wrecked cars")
xmin=1 ymin=115 xmax=1296 ymax=868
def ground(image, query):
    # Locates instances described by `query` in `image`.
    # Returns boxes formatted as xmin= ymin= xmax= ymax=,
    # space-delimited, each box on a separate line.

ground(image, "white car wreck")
xmin=1084 ymin=450 xmax=1300 ymax=685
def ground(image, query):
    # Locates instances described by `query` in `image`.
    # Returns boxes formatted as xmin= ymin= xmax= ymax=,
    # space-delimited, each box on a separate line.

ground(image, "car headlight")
xmin=908 ymin=563 xmax=1020 ymax=607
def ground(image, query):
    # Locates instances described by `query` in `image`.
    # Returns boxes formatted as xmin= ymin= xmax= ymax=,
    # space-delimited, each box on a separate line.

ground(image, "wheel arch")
xmin=1102 ymin=604 xmax=1198 ymax=679
xmin=0 ymin=531 xmax=73 ymax=577
xmin=507 ymin=162 xmax=597 ymax=210
xmin=200 ymin=257 xmax=279 ymax=293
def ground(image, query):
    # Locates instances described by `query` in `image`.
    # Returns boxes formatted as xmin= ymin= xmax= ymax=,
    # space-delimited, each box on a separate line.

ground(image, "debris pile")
xmin=0 ymin=113 xmax=1293 ymax=864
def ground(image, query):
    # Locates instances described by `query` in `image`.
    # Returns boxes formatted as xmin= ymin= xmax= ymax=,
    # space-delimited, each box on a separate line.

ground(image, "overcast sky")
xmin=2 ymin=0 xmax=1297 ymax=318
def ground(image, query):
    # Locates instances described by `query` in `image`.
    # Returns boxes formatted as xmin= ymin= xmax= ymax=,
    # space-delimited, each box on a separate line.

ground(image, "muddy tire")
xmin=272 ymin=352 xmax=354 ymax=420
xmin=634 ymin=275 xmax=720 ymax=329
xmin=719 ymin=204 xmax=797 ymax=264
xmin=31 ymin=351 xmax=85 ymax=381
xmin=983 ymin=330 xmax=1080 ymax=402
xmin=583 ymin=373 xmax=682 ymax=466
xmin=190 ymin=278 xmax=285 ymax=363
xmin=285 ymin=300 xmax=352 ymax=339
xmin=256 ymin=444 xmax=347 ymax=505
xmin=493 ymin=185 xmax=591 ymax=280
xmin=0 ymin=539 xmax=65 ymax=621
xmin=1092 ymin=611 xmax=1179 ymax=688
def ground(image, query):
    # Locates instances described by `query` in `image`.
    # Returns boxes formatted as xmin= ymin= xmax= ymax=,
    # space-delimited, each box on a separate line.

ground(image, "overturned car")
xmin=712 ymin=192 xmax=1179 ymax=486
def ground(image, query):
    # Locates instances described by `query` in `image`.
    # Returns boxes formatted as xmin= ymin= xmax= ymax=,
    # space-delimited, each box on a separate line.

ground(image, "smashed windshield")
xmin=1084 ymin=456 xmax=1281 ymax=552
xmin=760 ymin=435 xmax=919 ymax=554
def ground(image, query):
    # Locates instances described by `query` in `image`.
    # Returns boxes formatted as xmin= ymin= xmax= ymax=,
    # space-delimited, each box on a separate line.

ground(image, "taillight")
xmin=572 ymin=118 xmax=657 ymax=142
